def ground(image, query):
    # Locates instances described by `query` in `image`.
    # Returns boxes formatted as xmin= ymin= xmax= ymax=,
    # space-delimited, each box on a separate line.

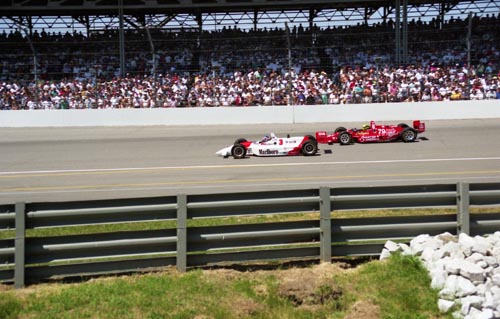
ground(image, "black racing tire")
xmin=398 ymin=123 xmax=409 ymax=128
xmin=401 ymin=127 xmax=417 ymax=142
xmin=301 ymin=140 xmax=318 ymax=156
xmin=338 ymin=132 xmax=352 ymax=145
xmin=234 ymin=138 xmax=247 ymax=145
xmin=231 ymin=144 xmax=247 ymax=159
xmin=334 ymin=127 xmax=347 ymax=133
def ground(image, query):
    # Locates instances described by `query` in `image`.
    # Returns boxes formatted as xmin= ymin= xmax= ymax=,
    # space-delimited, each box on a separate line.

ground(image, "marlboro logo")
xmin=259 ymin=149 xmax=279 ymax=155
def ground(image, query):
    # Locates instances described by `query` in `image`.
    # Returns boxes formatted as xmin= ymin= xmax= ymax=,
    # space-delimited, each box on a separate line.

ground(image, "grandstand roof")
xmin=0 ymin=0 xmax=486 ymax=16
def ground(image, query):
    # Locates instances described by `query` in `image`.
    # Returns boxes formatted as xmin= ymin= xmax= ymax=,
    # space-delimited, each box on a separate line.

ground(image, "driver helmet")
xmin=261 ymin=134 xmax=271 ymax=143
xmin=361 ymin=124 xmax=370 ymax=130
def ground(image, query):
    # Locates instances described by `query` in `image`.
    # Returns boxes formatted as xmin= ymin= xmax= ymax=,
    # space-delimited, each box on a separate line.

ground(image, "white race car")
xmin=216 ymin=133 xmax=318 ymax=159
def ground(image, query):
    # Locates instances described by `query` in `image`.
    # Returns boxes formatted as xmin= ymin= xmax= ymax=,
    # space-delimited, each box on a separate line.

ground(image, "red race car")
xmin=315 ymin=120 xmax=425 ymax=145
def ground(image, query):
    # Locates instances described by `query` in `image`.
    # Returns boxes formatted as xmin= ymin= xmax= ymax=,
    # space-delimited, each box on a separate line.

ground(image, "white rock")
xmin=477 ymin=261 xmax=489 ymax=269
xmin=459 ymin=233 xmax=476 ymax=257
xmin=491 ymin=273 xmax=500 ymax=286
xmin=439 ymin=287 xmax=456 ymax=301
xmin=399 ymin=243 xmax=413 ymax=255
xmin=471 ymin=236 xmax=492 ymax=256
xmin=410 ymin=234 xmax=432 ymax=255
xmin=470 ymin=308 xmax=494 ymax=319
xmin=482 ymin=291 xmax=497 ymax=310
xmin=491 ymin=286 xmax=500 ymax=300
xmin=491 ymin=247 xmax=500 ymax=260
xmin=467 ymin=252 xmax=486 ymax=264
xmin=379 ymin=248 xmax=392 ymax=261
xmin=436 ymin=232 xmax=457 ymax=243
xmin=446 ymin=258 xmax=466 ymax=275
xmin=430 ymin=267 xmax=448 ymax=290
xmin=439 ymin=299 xmax=455 ymax=313
xmin=461 ymin=296 xmax=485 ymax=315
xmin=466 ymin=307 xmax=482 ymax=317
xmin=381 ymin=232 xmax=500 ymax=318
xmin=484 ymin=256 xmax=498 ymax=268
xmin=421 ymin=247 xmax=436 ymax=264
xmin=476 ymin=283 xmax=486 ymax=297
xmin=456 ymin=275 xmax=478 ymax=297
xmin=459 ymin=261 xmax=486 ymax=283
xmin=442 ymin=241 xmax=466 ymax=259
xmin=383 ymin=240 xmax=401 ymax=253
xmin=490 ymin=288 xmax=500 ymax=311
xmin=443 ymin=275 xmax=460 ymax=295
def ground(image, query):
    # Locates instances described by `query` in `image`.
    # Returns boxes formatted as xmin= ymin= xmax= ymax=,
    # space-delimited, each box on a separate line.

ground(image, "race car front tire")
xmin=401 ymin=128 xmax=417 ymax=142
xmin=231 ymin=144 xmax=247 ymax=159
xmin=334 ymin=127 xmax=347 ymax=133
xmin=338 ymin=132 xmax=352 ymax=145
xmin=301 ymin=140 xmax=318 ymax=156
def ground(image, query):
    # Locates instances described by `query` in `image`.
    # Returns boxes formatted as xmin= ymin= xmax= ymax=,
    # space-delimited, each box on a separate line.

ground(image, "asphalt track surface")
xmin=1 ymin=119 xmax=500 ymax=205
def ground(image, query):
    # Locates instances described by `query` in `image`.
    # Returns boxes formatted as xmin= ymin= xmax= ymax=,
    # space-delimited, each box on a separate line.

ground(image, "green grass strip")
xmin=0 ymin=254 xmax=455 ymax=319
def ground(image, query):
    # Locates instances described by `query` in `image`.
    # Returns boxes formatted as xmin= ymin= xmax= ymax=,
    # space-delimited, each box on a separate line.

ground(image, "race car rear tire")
xmin=234 ymin=138 xmax=247 ymax=144
xmin=401 ymin=127 xmax=417 ymax=142
xmin=301 ymin=140 xmax=318 ymax=156
xmin=334 ymin=127 xmax=347 ymax=133
xmin=398 ymin=123 xmax=409 ymax=128
xmin=338 ymin=132 xmax=352 ymax=145
xmin=231 ymin=144 xmax=247 ymax=159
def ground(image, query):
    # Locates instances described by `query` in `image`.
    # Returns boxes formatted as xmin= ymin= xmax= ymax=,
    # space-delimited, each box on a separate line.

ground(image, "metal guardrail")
xmin=1 ymin=182 xmax=500 ymax=288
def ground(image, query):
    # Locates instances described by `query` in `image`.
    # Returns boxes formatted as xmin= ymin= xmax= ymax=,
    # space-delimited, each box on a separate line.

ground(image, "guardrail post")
xmin=177 ymin=194 xmax=187 ymax=272
xmin=319 ymin=187 xmax=332 ymax=263
xmin=14 ymin=202 xmax=26 ymax=289
xmin=457 ymin=182 xmax=470 ymax=235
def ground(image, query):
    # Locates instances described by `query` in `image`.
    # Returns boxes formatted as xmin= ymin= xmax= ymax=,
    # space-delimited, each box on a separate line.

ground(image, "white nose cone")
xmin=216 ymin=146 xmax=231 ymax=157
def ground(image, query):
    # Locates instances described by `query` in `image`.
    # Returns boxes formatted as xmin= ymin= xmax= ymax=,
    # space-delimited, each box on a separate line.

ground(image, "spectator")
xmin=0 ymin=13 xmax=499 ymax=109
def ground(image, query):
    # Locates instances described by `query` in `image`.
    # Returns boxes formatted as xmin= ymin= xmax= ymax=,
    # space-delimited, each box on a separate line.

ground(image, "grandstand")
xmin=0 ymin=0 xmax=499 ymax=109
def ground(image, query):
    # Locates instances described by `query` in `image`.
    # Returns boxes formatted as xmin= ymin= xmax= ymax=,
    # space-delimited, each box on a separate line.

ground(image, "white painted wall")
xmin=0 ymin=100 xmax=499 ymax=127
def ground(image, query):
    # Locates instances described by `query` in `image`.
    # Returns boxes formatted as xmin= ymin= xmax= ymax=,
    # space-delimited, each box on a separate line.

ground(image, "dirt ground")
xmin=207 ymin=260 xmax=380 ymax=319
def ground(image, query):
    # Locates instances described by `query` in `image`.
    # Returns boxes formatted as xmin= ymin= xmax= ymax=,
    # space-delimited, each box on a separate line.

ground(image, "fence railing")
xmin=1 ymin=182 xmax=500 ymax=288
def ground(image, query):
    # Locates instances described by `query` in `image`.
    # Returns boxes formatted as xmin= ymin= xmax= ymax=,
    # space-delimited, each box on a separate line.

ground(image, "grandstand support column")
xmin=439 ymin=2 xmax=445 ymax=30
xmin=144 ymin=24 xmax=157 ymax=107
xmin=196 ymin=12 xmax=202 ymax=31
xmin=394 ymin=0 xmax=401 ymax=65
xmin=84 ymin=16 xmax=90 ymax=37
xmin=467 ymin=12 xmax=472 ymax=98
xmin=402 ymin=0 xmax=408 ymax=64
xmin=23 ymin=29 xmax=39 ymax=108
xmin=308 ymin=9 xmax=317 ymax=32
xmin=195 ymin=12 xmax=203 ymax=74
xmin=253 ymin=10 xmax=258 ymax=31
xmin=285 ymin=22 xmax=292 ymax=106
xmin=26 ymin=16 xmax=33 ymax=36
xmin=118 ymin=0 xmax=126 ymax=77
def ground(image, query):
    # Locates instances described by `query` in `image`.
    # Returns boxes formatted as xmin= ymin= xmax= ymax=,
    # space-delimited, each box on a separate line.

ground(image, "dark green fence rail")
xmin=1 ymin=182 xmax=499 ymax=288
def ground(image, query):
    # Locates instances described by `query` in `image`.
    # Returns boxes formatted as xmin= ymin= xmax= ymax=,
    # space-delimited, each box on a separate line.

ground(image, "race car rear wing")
xmin=315 ymin=131 xmax=331 ymax=144
xmin=413 ymin=120 xmax=426 ymax=133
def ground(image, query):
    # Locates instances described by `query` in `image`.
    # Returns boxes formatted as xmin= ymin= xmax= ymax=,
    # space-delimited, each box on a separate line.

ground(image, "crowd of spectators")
xmin=0 ymin=13 xmax=499 ymax=109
